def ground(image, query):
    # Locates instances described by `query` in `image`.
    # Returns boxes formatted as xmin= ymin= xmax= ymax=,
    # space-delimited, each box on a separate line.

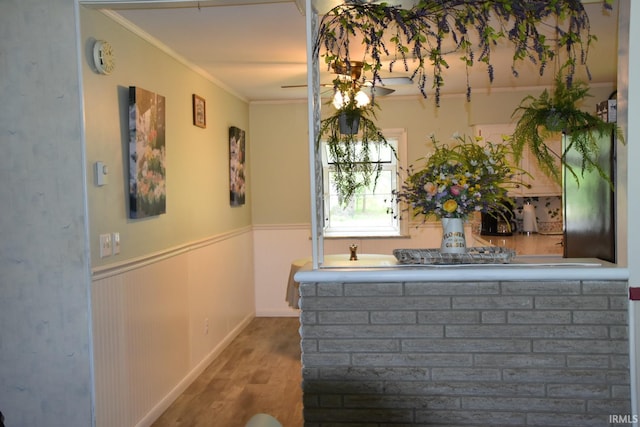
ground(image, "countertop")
xmin=294 ymin=232 xmax=626 ymax=284
xmin=472 ymin=231 xmax=564 ymax=256
xmin=294 ymin=254 xmax=626 ymax=283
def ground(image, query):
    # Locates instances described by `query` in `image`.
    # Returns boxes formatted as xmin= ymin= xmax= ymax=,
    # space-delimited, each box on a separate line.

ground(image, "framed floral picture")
xmin=229 ymin=126 xmax=246 ymax=206
xmin=192 ymin=94 xmax=206 ymax=128
xmin=128 ymin=86 xmax=166 ymax=218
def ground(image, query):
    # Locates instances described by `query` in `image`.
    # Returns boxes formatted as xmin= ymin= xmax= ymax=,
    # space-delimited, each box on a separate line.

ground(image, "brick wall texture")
xmin=299 ymin=280 xmax=631 ymax=426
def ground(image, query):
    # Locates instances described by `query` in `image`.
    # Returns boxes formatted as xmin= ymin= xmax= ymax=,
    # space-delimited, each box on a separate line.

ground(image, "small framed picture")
xmin=192 ymin=94 xmax=206 ymax=128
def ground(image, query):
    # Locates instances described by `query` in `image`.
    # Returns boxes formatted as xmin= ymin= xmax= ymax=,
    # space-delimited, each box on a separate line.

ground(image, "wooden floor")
xmin=151 ymin=317 xmax=303 ymax=427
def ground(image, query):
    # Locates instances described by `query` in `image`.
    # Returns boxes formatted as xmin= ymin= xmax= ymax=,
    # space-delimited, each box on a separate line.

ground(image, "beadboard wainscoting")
xmin=91 ymin=227 xmax=255 ymax=427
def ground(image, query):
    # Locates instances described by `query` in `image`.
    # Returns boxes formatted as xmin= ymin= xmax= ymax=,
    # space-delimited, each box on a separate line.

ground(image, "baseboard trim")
xmin=256 ymin=308 xmax=300 ymax=317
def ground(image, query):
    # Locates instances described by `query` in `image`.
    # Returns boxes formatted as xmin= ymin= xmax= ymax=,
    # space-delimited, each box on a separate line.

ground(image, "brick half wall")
xmin=299 ymin=280 xmax=631 ymax=426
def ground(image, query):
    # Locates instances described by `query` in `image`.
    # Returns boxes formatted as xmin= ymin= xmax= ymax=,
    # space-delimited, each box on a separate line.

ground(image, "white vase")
xmin=440 ymin=217 xmax=466 ymax=254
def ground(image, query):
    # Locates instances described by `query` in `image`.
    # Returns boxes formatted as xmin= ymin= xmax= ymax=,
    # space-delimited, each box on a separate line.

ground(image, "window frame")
xmin=321 ymin=128 xmax=408 ymax=238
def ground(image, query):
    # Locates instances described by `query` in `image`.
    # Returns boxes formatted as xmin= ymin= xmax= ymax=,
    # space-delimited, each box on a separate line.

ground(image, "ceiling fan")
xmin=281 ymin=60 xmax=413 ymax=98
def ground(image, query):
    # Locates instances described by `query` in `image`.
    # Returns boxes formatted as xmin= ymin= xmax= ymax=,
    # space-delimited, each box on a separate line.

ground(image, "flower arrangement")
xmin=396 ymin=134 xmax=520 ymax=220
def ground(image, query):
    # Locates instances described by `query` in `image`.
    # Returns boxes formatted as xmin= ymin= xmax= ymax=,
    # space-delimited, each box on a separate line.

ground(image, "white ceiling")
xmin=100 ymin=0 xmax=619 ymax=103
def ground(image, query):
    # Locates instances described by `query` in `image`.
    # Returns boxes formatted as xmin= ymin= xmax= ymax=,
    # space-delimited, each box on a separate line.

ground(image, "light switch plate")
xmin=99 ymin=233 xmax=112 ymax=258
xmin=112 ymin=232 xmax=120 ymax=255
xmin=95 ymin=161 xmax=108 ymax=186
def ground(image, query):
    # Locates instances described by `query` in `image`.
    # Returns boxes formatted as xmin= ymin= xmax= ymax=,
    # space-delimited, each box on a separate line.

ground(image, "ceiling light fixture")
xmin=332 ymin=88 xmax=371 ymax=109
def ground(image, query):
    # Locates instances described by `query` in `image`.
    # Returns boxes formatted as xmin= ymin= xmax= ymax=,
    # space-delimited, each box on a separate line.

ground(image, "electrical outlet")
xmin=99 ymin=234 xmax=112 ymax=258
xmin=112 ymin=232 xmax=120 ymax=255
xmin=204 ymin=318 xmax=209 ymax=335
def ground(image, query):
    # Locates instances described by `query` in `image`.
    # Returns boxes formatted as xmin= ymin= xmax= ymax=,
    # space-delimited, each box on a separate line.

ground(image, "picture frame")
xmin=192 ymin=94 xmax=206 ymax=128
xmin=229 ymin=126 xmax=246 ymax=206
xmin=128 ymin=86 xmax=167 ymax=218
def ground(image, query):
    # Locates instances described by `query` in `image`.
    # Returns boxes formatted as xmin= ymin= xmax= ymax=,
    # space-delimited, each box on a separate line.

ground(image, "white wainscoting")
xmin=252 ymin=222 xmax=452 ymax=317
xmin=91 ymin=227 xmax=255 ymax=427
xmin=253 ymin=224 xmax=313 ymax=317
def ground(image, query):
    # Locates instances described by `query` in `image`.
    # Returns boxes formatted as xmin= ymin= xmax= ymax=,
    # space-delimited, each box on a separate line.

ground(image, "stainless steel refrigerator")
xmin=563 ymin=98 xmax=617 ymax=262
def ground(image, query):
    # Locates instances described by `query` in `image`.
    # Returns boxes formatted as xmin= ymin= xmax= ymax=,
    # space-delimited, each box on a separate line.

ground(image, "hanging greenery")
xmin=315 ymin=0 xmax=615 ymax=205
xmin=511 ymin=68 xmax=624 ymax=187
xmin=316 ymin=0 xmax=613 ymax=106
xmin=318 ymin=95 xmax=395 ymax=206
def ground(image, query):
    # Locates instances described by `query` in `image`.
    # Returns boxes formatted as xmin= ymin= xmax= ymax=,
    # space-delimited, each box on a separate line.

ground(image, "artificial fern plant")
xmin=511 ymin=69 xmax=623 ymax=186
xmin=318 ymin=92 xmax=395 ymax=206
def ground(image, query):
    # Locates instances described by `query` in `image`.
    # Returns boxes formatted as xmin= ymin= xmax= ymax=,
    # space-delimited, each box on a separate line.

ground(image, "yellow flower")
xmin=443 ymin=199 xmax=458 ymax=213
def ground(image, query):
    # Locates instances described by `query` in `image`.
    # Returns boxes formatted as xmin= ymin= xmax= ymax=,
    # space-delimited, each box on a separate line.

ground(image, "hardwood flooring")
xmin=151 ymin=317 xmax=303 ymax=427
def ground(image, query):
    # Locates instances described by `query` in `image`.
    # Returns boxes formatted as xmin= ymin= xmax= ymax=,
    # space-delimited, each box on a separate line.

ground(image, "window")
xmin=322 ymin=128 xmax=406 ymax=237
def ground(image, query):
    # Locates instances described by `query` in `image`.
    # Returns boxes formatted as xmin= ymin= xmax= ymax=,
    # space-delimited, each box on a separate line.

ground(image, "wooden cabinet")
xmin=473 ymin=124 xmax=562 ymax=197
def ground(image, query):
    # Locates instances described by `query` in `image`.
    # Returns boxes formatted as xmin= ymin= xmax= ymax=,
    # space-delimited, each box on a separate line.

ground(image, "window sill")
xmin=323 ymin=234 xmax=411 ymax=239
